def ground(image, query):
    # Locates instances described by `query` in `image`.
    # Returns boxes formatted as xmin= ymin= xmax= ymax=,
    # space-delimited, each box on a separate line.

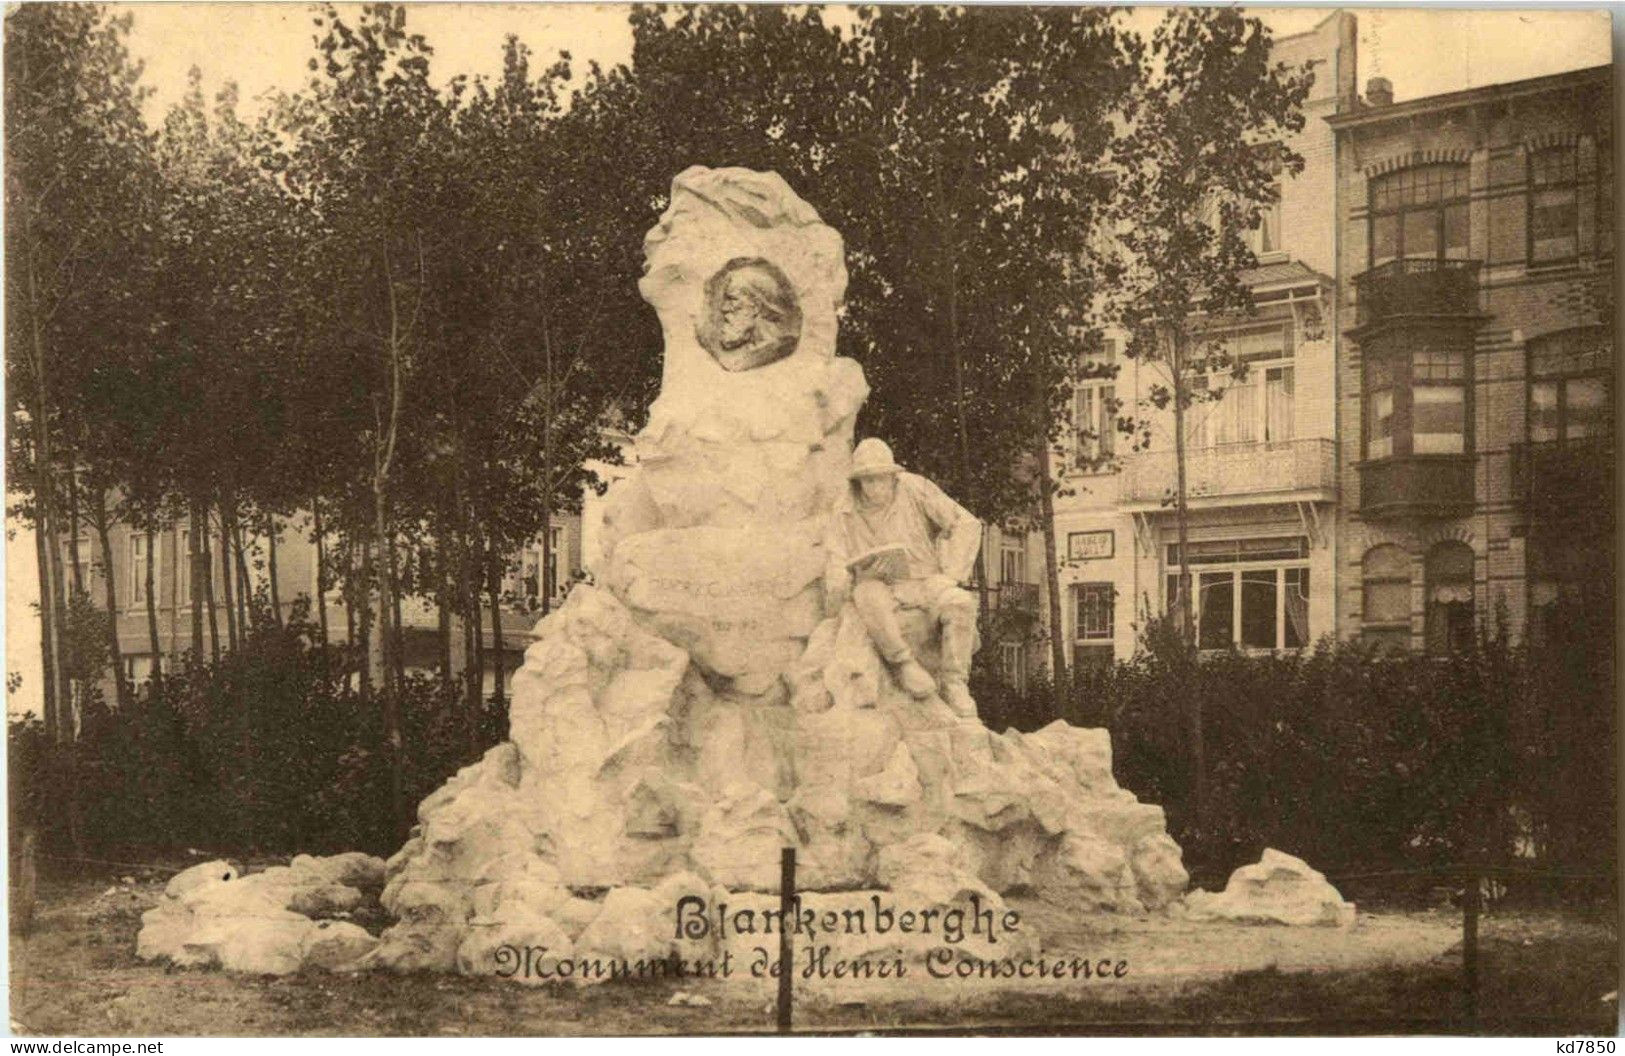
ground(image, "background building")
xmin=55 ymin=505 xmax=588 ymax=700
xmin=1328 ymin=63 xmax=1614 ymax=651
xmin=1047 ymin=12 xmax=1355 ymax=666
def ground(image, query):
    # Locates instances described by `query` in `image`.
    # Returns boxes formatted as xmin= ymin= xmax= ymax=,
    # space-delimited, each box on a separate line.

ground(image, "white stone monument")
xmin=150 ymin=168 xmax=1355 ymax=983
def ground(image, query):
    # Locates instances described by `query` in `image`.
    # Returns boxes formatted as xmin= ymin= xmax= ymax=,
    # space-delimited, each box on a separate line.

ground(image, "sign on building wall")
xmin=1067 ymin=530 xmax=1114 ymax=561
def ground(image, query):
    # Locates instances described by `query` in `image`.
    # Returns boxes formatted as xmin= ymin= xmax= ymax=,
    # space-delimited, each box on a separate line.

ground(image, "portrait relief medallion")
xmin=695 ymin=256 xmax=802 ymax=372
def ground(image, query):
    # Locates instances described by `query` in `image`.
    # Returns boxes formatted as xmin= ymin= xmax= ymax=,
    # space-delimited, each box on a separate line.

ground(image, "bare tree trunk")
xmin=23 ymin=238 xmax=72 ymax=739
xmin=219 ymin=506 xmax=239 ymax=652
xmin=373 ymin=492 xmax=405 ymax=842
xmin=168 ymin=523 xmax=180 ymax=664
xmin=89 ymin=487 xmax=129 ymax=709
xmin=342 ymin=541 xmax=357 ymax=680
xmin=389 ymin=534 xmax=406 ymax=691
xmin=1169 ymin=327 xmax=1204 ymax=828
xmin=33 ymin=503 xmax=60 ymax=742
xmin=189 ymin=502 xmax=206 ymax=662
xmin=459 ymin=533 xmax=480 ymax=754
xmin=265 ymin=513 xmax=283 ymax=629
xmin=66 ymin=466 xmax=84 ymax=598
xmin=539 ymin=509 xmax=553 ymax=617
xmin=470 ymin=572 xmax=485 ymax=715
xmin=487 ymin=548 xmax=505 ymax=709
xmin=438 ymin=548 xmax=453 ymax=694
xmin=202 ymin=506 xmax=220 ymax=663
xmin=234 ymin=521 xmax=253 ymax=634
xmin=144 ymin=525 xmax=162 ymax=687
xmin=311 ymin=496 xmax=329 ymax=649
xmin=1034 ymin=404 xmax=1069 ymax=719
xmin=357 ymin=542 xmax=374 ymax=700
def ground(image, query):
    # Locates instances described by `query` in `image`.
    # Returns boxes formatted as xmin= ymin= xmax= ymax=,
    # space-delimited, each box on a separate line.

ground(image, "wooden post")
xmin=777 ymin=846 xmax=796 ymax=1034
xmin=1462 ymin=872 xmax=1481 ymax=1024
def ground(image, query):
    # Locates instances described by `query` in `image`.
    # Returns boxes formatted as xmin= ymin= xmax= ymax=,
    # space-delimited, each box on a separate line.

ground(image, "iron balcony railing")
xmin=991 ymin=581 xmax=1040 ymax=614
xmin=1510 ymin=436 xmax=1615 ymax=516
xmin=1353 ymin=258 xmax=1482 ymax=327
xmin=1120 ymin=437 xmax=1338 ymax=508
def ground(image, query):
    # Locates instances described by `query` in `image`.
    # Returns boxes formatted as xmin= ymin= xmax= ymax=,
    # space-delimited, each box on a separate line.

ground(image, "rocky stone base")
xmin=1186 ymin=849 xmax=1357 ymax=927
xmin=137 ymin=854 xmax=385 ymax=974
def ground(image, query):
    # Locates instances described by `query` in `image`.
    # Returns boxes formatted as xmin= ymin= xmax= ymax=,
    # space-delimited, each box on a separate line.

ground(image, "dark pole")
xmin=1462 ymin=871 xmax=1481 ymax=1024
xmin=777 ymin=846 xmax=796 ymax=1034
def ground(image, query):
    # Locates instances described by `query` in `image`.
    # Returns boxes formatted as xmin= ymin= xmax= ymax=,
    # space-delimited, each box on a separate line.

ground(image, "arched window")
xmin=1424 ymin=542 xmax=1475 ymax=655
xmin=1369 ymin=163 xmax=1471 ymax=266
xmin=1362 ymin=545 xmax=1411 ymax=651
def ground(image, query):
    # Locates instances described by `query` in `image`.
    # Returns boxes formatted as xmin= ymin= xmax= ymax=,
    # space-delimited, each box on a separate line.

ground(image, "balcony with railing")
xmin=1510 ymin=436 xmax=1615 ymax=524
xmin=1358 ymin=456 xmax=1476 ymax=520
xmin=990 ymin=581 xmax=1040 ymax=614
xmin=1119 ymin=438 xmax=1338 ymax=511
xmin=1352 ymin=258 xmax=1483 ymax=330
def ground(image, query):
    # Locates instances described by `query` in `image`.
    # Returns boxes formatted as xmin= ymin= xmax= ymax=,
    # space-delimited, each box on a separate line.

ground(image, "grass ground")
xmin=9 ymin=865 xmax=1618 ymax=1036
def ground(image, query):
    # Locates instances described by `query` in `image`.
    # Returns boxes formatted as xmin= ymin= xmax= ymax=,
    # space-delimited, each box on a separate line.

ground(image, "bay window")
xmin=1366 ymin=357 xmax=1394 ymax=459
xmin=1369 ymin=163 xmax=1471 ymax=266
xmin=1166 ymin=537 xmax=1310 ymax=652
xmin=1412 ymin=348 xmax=1468 ymax=453
xmin=1362 ymin=343 xmax=1471 ymax=459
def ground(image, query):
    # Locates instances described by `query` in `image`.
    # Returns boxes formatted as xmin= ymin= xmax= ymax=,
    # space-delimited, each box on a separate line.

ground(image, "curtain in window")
xmin=1265 ymin=366 xmax=1294 ymax=443
xmin=1425 ymin=542 xmax=1475 ymax=655
xmin=1413 ymin=386 xmax=1465 ymax=453
xmin=1285 ymin=568 xmax=1310 ymax=648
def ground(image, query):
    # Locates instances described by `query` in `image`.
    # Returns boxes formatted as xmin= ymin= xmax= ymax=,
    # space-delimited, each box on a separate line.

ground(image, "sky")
xmin=110 ymin=5 xmax=1612 ymax=129
xmin=4 ymin=5 xmax=1614 ymax=717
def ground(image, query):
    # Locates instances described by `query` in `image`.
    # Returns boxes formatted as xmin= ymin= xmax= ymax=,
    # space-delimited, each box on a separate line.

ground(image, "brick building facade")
xmin=1328 ymin=64 xmax=1614 ymax=650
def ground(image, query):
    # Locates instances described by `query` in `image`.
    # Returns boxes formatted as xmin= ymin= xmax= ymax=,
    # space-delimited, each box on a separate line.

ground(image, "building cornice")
xmin=1324 ymin=64 xmax=1611 ymax=134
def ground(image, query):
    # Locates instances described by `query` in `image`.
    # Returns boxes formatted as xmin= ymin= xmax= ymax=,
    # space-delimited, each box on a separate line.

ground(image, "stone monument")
xmin=141 ymin=168 xmax=1354 ymax=983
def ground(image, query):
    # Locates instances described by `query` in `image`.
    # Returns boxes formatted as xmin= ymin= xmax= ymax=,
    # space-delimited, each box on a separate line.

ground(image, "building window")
xmin=999 ymin=641 xmax=1027 ymax=692
xmin=128 ymin=533 xmax=153 ymax=607
xmin=999 ymin=535 xmax=1025 ymax=585
xmin=177 ymin=528 xmax=192 ymax=605
xmin=1529 ymin=328 xmax=1611 ymax=443
xmin=1424 ymin=542 xmax=1475 ymax=655
xmin=1361 ymin=544 xmax=1411 ymax=650
xmin=520 ymin=550 xmax=540 ymax=601
xmin=58 ymin=539 xmax=99 ymax=598
xmin=1528 ymin=145 xmax=1578 ymax=263
xmin=1363 ymin=344 xmax=1471 ymax=459
xmin=1075 ymin=582 xmax=1114 ymax=641
xmin=1073 ymin=340 xmax=1117 ymax=470
xmin=1412 ymin=348 xmax=1468 ymax=454
xmin=1165 ymin=536 xmax=1310 ymax=651
xmin=1183 ymin=326 xmax=1294 ymax=449
xmin=545 ymin=525 xmax=565 ymax=600
xmin=1369 ymin=163 xmax=1471 ymax=266
xmin=1251 ymin=178 xmax=1284 ymax=257
xmin=1366 ymin=356 xmax=1394 ymax=459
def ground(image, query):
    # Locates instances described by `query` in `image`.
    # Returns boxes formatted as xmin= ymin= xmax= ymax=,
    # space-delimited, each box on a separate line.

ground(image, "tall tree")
xmin=5 ymin=3 xmax=154 ymax=728
xmin=1110 ymin=7 xmax=1311 ymax=822
xmin=270 ymin=2 xmax=455 ymax=838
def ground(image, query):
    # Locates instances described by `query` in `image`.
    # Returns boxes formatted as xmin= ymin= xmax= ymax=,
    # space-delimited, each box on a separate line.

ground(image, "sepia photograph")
xmin=3 ymin=1 xmax=1617 ymax=1039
